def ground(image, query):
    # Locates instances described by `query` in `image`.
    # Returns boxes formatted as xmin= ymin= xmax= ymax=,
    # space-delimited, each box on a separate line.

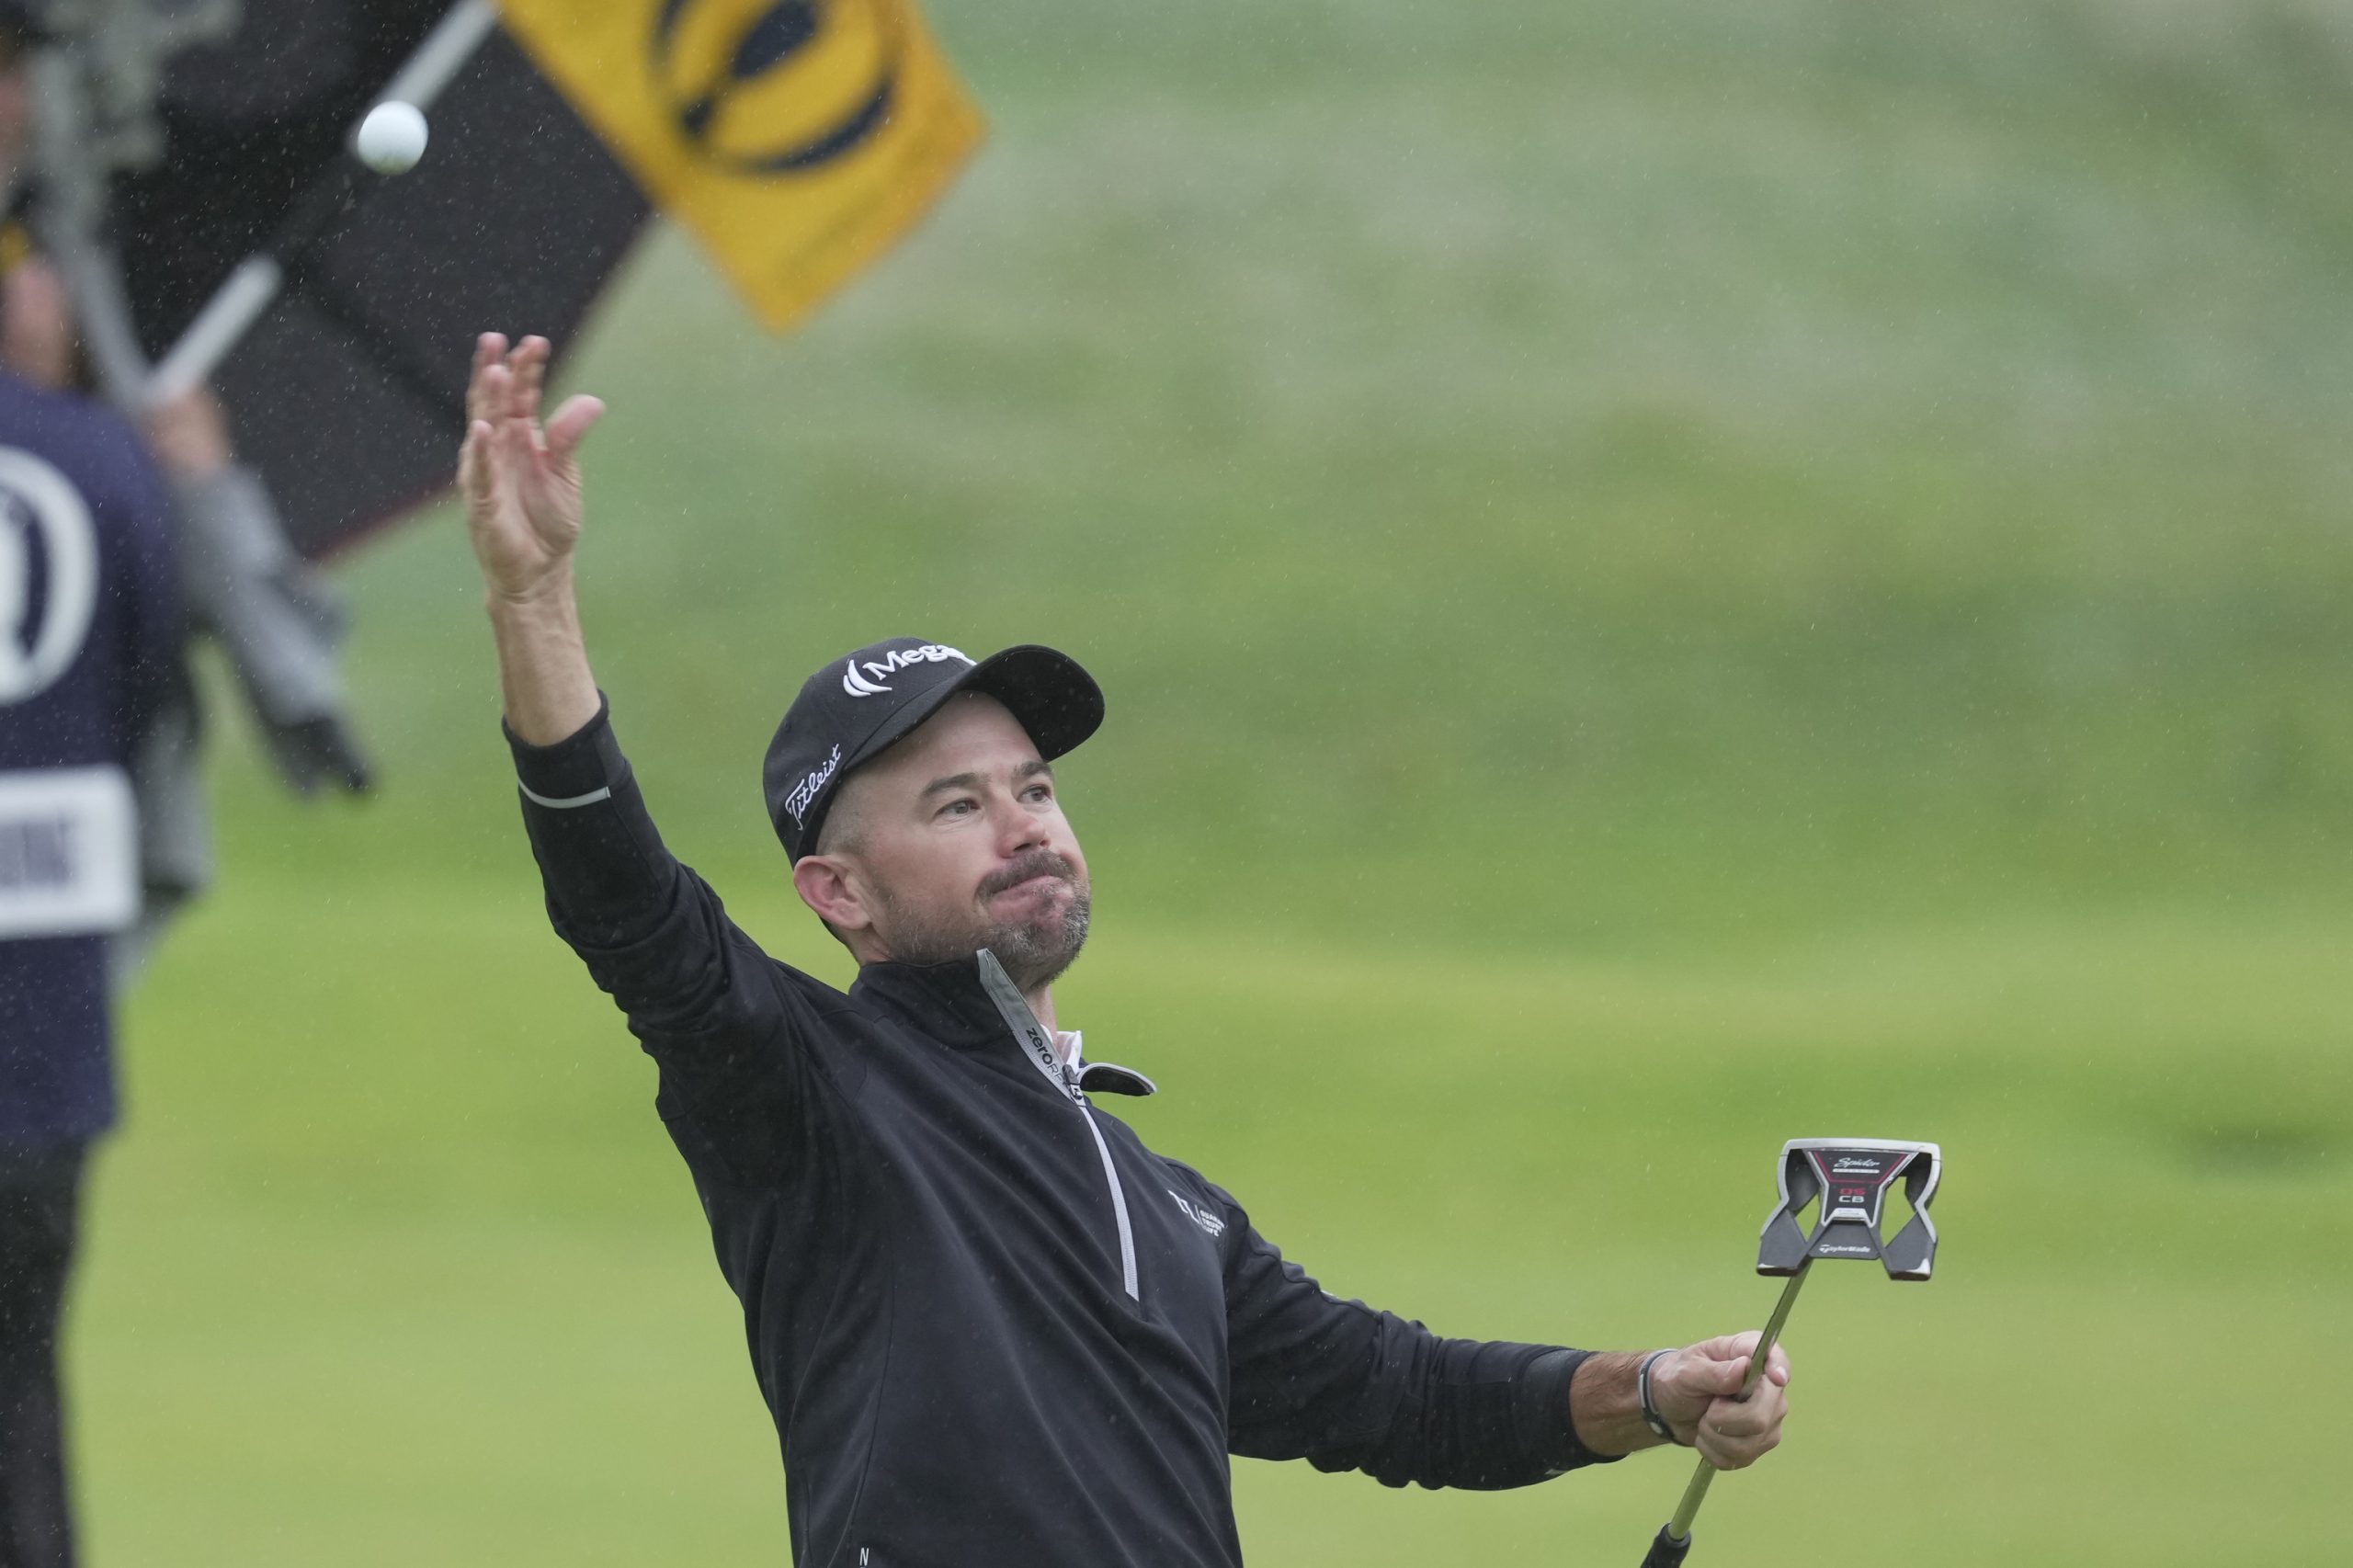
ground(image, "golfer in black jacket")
xmin=460 ymin=333 xmax=1790 ymax=1566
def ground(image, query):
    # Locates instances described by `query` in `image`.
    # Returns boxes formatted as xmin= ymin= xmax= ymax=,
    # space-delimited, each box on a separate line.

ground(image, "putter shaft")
xmin=1664 ymin=1261 xmax=1809 ymax=1541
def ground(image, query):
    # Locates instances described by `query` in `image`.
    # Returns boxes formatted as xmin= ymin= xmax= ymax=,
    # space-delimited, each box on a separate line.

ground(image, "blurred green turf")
xmin=70 ymin=0 xmax=2353 ymax=1560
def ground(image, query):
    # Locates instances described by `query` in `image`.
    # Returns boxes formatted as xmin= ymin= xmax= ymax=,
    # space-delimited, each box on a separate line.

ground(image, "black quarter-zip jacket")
xmin=511 ymin=704 xmax=1617 ymax=1566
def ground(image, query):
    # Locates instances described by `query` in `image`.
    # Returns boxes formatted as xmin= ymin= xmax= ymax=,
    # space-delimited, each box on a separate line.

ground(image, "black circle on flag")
xmin=651 ymin=0 xmax=902 ymax=175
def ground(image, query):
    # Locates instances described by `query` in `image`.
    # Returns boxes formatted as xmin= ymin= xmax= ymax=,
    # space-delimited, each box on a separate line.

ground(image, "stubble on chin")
xmin=983 ymin=887 xmax=1092 ymax=992
xmin=872 ymin=876 xmax=1092 ymax=991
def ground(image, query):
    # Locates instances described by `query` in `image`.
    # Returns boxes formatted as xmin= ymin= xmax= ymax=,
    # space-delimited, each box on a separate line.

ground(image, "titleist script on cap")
xmin=841 ymin=644 xmax=972 ymax=698
xmin=784 ymin=744 xmax=843 ymax=826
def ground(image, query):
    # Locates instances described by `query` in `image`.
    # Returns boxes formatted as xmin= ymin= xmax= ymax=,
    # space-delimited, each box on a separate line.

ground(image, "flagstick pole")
xmin=143 ymin=0 xmax=502 ymax=406
xmin=380 ymin=0 xmax=502 ymax=112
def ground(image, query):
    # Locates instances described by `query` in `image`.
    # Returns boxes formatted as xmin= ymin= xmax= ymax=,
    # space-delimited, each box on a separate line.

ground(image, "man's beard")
xmin=874 ymin=849 xmax=1092 ymax=992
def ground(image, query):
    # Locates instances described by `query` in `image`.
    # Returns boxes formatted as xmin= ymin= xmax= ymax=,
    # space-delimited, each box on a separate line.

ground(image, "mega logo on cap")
xmin=840 ymin=642 xmax=970 ymax=697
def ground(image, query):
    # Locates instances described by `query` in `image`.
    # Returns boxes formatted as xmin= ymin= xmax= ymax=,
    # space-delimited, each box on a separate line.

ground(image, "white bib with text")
xmin=0 ymin=766 xmax=139 ymax=938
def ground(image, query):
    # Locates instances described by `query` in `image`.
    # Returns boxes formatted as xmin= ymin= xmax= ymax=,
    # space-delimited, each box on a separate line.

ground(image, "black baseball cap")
xmin=763 ymin=638 xmax=1103 ymax=860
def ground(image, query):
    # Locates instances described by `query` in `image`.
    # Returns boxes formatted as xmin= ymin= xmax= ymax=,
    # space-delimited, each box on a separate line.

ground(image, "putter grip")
xmin=1640 ymin=1525 xmax=1692 ymax=1568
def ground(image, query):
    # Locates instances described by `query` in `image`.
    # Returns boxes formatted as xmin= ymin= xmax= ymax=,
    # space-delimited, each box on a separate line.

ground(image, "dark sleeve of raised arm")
xmin=507 ymin=699 xmax=828 ymax=1181
xmin=1219 ymin=1192 xmax=1620 ymax=1490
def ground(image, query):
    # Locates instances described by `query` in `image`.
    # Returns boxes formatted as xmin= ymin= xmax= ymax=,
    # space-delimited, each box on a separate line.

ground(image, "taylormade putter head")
xmin=1756 ymin=1138 xmax=1941 ymax=1281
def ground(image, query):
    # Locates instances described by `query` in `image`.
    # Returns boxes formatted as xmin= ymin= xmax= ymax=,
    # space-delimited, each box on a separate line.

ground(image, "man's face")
xmin=816 ymin=692 xmax=1091 ymax=990
xmin=1 ymin=255 xmax=74 ymax=388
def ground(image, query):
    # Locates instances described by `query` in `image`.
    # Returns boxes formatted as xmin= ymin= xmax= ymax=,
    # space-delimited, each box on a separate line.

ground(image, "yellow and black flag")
xmin=494 ymin=0 xmax=983 ymax=330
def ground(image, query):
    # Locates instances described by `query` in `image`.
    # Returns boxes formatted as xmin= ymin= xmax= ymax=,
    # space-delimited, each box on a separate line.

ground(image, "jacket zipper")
xmin=976 ymin=950 xmax=1141 ymax=1301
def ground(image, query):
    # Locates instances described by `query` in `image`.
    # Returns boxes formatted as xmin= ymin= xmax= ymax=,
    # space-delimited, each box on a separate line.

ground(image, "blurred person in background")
xmin=3 ymin=0 xmax=371 ymax=974
xmin=0 ymin=6 xmax=270 ymax=1557
xmin=0 ymin=19 xmax=180 ymax=1564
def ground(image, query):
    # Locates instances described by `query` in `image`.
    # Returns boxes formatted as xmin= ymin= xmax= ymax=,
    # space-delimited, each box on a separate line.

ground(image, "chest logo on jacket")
xmin=0 ymin=449 xmax=100 ymax=707
xmin=1167 ymin=1191 xmax=1225 ymax=1238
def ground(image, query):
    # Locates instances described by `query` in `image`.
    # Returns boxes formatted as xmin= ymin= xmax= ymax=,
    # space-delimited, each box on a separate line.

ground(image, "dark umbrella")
xmin=109 ymin=0 xmax=652 ymax=559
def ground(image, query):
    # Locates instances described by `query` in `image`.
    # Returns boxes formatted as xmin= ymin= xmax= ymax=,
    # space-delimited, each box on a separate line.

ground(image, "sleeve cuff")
xmin=1518 ymin=1348 xmax=1622 ymax=1473
xmin=503 ymin=696 xmax=626 ymax=806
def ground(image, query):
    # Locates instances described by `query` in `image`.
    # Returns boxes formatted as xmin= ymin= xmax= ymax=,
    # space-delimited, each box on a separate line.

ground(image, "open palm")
xmin=459 ymin=332 xmax=605 ymax=600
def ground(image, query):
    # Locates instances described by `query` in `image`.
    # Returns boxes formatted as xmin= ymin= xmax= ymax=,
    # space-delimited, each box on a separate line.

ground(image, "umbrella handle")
xmin=146 ymin=256 xmax=281 ymax=405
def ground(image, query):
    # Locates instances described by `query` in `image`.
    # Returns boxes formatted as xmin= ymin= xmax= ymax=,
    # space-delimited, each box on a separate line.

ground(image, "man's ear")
xmin=792 ymin=854 xmax=873 ymax=932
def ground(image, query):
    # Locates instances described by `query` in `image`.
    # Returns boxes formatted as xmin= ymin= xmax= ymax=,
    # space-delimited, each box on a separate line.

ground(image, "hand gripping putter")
xmin=1639 ymin=1138 xmax=1942 ymax=1568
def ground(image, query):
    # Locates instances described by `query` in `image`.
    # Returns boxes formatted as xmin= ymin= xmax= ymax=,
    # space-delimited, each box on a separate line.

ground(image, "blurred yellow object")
xmin=494 ymin=0 xmax=982 ymax=330
xmin=0 ymin=219 xmax=31 ymax=278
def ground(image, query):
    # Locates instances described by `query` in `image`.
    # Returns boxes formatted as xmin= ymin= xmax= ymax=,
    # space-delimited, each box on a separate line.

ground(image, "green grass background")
xmin=73 ymin=0 xmax=2353 ymax=1560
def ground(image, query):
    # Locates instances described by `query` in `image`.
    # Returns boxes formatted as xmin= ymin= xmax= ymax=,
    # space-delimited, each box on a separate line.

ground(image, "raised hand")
xmin=459 ymin=332 xmax=605 ymax=602
xmin=460 ymin=332 xmax=606 ymax=744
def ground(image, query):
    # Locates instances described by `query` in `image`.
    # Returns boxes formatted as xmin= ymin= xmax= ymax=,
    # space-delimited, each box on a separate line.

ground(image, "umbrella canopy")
xmin=110 ymin=0 xmax=652 ymax=559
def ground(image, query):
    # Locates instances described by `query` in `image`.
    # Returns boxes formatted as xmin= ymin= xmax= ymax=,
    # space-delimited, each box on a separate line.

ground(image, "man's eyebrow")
xmin=917 ymin=760 xmax=1054 ymax=799
xmin=918 ymin=770 xmax=984 ymax=800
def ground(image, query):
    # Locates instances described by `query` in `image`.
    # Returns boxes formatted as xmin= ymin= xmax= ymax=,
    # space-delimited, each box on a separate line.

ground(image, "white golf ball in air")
xmin=354 ymin=101 xmax=429 ymax=175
